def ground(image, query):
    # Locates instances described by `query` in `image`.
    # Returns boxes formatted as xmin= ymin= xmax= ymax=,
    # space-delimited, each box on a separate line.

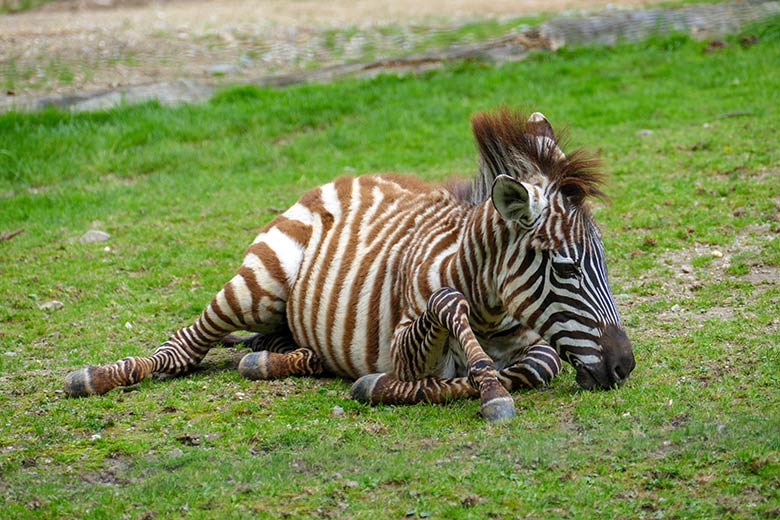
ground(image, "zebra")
xmin=64 ymin=108 xmax=635 ymax=422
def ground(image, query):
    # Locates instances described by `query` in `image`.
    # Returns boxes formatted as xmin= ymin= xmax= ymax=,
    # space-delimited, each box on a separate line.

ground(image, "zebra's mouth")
xmin=572 ymin=358 xmax=600 ymax=390
xmin=566 ymin=324 xmax=634 ymax=390
xmin=571 ymin=357 xmax=621 ymax=390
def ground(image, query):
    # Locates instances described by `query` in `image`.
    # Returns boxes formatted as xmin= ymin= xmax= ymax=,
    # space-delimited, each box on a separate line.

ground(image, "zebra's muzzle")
xmin=571 ymin=325 xmax=635 ymax=390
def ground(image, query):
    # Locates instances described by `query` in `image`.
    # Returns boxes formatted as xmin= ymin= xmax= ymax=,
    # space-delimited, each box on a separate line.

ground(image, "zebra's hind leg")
xmin=64 ymin=267 xmax=288 ymax=397
xmin=224 ymin=331 xmax=325 ymax=380
xmin=498 ymin=344 xmax=562 ymax=391
xmin=350 ymin=374 xmax=477 ymax=405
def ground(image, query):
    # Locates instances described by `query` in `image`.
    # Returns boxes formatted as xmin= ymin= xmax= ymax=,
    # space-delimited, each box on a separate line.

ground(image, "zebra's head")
xmin=472 ymin=109 xmax=635 ymax=390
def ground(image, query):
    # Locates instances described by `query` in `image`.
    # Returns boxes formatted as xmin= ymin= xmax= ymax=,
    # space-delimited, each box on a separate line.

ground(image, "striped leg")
xmin=350 ymin=345 xmax=561 ymax=409
xmin=221 ymin=331 xmax=298 ymax=353
xmin=498 ymin=344 xmax=562 ymax=390
xmin=350 ymin=374 xmax=477 ymax=405
xmin=223 ymin=331 xmax=324 ymax=380
xmin=354 ymin=287 xmax=515 ymax=422
xmin=64 ymin=252 xmax=289 ymax=397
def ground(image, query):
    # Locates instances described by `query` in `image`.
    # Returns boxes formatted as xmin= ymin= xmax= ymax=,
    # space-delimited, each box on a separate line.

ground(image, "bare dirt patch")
xmin=616 ymin=227 xmax=779 ymax=330
xmin=1 ymin=0 xmax=667 ymax=103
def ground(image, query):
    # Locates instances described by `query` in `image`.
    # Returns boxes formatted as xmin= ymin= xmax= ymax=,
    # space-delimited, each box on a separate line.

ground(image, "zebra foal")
xmin=65 ymin=108 xmax=635 ymax=421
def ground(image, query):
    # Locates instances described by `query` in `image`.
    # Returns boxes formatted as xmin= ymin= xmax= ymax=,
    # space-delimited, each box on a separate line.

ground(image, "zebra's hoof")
xmin=64 ymin=367 xmax=111 ymax=397
xmin=238 ymin=351 xmax=270 ymax=380
xmin=479 ymin=396 xmax=516 ymax=422
xmin=349 ymin=373 xmax=385 ymax=405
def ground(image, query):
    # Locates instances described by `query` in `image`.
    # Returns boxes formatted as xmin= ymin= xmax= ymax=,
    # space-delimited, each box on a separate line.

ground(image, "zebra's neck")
xmin=443 ymin=201 xmax=516 ymax=335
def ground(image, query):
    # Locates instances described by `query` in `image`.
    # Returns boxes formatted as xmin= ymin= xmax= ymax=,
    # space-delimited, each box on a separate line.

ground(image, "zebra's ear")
xmin=491 ymin=175 xmax=541 ymax=228
xmin=526 ymin=112 xmax=555 ymax=140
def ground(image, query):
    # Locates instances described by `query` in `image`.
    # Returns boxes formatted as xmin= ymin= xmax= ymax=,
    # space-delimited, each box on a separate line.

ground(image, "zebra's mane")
xmin=458 ymin=108 xmax=606 ymax=208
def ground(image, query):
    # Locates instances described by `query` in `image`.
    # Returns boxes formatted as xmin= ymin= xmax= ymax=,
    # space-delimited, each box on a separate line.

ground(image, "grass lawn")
xmin=1 ymin=18 xmax=779 ymax=519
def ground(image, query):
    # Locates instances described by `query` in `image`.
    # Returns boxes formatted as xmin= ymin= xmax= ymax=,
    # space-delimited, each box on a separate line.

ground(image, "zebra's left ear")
xmin=491 ymin=175 xmax=543 ymax=229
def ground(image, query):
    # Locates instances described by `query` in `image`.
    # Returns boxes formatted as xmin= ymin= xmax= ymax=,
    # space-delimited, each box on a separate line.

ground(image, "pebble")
xmin=79 ymin=230 xmax=110 ymax=243
xmin=636 ymin=129 xmax=654 ymax=137
xmin=331 ymin=405 xmax=345 ymax=417
xmin=711 ymin=250 xmax=723 ymax=258
xmin=39 ymin=300 xmax=64 ymax=311
xmin=670 ymin=304 xmax=682 ymax=313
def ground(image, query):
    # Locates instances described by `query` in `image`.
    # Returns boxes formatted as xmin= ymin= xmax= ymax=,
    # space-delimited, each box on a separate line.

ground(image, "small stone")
xmin=461 ymin=494 xmax=480 ymax=507
xmin=332 ymin=405 xmax=345 ymax=417
xmin=90 ymin=433 xmax=102 ymax=441
xmin=636 ymin=129 xmax=654 ymax=137
xmin=681 ymin=265 xmax=693 ymax=274
xmin=344 ymin=479 xmax=359 ymax=488
xmin=670 ymin=304 xmax=681 ymax=313
xmin=79 ymin=230 xmax=110 ymax=243
xmin=39 ymin=300 xmax=64 ymax=311
xmin=124 ymin=321 xmax=133 ymax=330
xmin=711 ymin=250 xmax=723 ymax=258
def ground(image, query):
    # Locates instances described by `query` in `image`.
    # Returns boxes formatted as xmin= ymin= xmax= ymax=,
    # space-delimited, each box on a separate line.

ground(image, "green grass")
xmin=1 ymin=20 xmax=780 ymax=519
xmin=0 ymin=0 xmax=52 ymax=14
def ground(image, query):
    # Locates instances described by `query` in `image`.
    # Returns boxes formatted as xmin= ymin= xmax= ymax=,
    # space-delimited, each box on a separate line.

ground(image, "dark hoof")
xmin=349 ymin=373 xmax=385 ymax=404
xmin=479 ymin=396 xmax=516 ymax=422
xmin=238 ymin=351 xmax=269 ymax=380
xmin=64 ymin=367 xmax=109 ymax=397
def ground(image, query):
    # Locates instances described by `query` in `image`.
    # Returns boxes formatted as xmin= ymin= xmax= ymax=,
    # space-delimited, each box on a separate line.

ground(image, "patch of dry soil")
xmin=0 ymin=0 xmax=667 ymax=102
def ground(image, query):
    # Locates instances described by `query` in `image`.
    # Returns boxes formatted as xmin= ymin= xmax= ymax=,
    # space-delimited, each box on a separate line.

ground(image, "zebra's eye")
xmin=552 ymin=260 xmax=581 ymax=279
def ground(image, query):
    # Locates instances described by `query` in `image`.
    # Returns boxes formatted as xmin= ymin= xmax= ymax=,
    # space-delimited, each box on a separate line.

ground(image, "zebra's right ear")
xmin=491 ymin=175 xmax=541 ymax=229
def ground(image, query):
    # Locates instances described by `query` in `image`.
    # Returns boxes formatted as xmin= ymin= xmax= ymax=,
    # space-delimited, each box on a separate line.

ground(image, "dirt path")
xmin=1 ymin=0 xmax=667 ymax=104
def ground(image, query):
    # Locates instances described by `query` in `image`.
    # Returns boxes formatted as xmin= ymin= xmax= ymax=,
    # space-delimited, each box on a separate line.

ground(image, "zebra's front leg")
xmin=350 ymin=374 xmax=477 ymax=405
xmin=430 ymin=289 xmax=515 ymax=421
xmin=498 ymin=344 xmax=562 ymax=391
xmin=354 ymin=287 xmax=515 ymax=421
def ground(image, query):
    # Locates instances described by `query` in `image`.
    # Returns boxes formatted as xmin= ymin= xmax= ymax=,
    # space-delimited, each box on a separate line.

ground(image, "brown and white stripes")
xmin=65 ymin=108 xmax=634 ymax=421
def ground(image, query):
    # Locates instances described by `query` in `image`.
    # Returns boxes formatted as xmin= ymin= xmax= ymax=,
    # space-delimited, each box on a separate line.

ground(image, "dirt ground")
xmin=1 ymin=0 xmax=668 ymax=103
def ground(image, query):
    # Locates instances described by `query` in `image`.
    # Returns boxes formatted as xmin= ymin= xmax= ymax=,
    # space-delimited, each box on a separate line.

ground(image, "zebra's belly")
xmin=276 ymin=174 xmax=464 ymax=380
xmin=284 ymin=248 xmax=399 ymax=379
xmin=284 ymin=224 xmax=408 ymax=380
